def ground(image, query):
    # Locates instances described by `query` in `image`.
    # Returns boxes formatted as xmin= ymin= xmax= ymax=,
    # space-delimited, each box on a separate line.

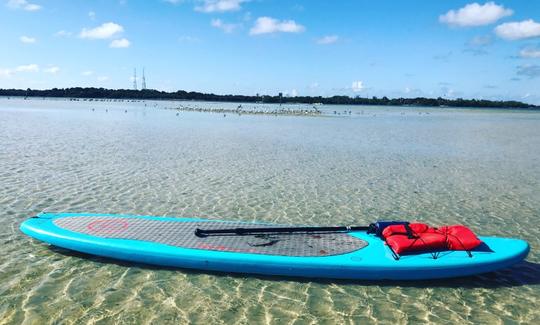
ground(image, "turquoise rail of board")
xmin=20 ymin=213 xmax=530 ymax=280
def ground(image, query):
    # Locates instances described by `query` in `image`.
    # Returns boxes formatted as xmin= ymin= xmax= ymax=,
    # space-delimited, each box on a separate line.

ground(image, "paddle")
xmin=194 ymin=225 xmax=371 ymax=238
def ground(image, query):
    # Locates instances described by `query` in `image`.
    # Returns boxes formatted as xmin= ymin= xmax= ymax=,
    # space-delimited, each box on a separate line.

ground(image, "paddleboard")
xmin=20 ymin=213 xmax=529 ymax=280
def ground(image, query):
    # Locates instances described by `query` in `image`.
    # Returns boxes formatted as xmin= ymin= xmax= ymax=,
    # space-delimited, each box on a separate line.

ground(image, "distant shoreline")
xmin=0 ymin=87 xmax=537 ymax=110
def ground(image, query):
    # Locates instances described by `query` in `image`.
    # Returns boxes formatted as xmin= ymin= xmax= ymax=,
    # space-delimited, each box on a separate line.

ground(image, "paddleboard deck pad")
xmin=20 ymin=213 xmax=530 ymax=280
xmin=53 ymin=216 xmax=368 ymax=256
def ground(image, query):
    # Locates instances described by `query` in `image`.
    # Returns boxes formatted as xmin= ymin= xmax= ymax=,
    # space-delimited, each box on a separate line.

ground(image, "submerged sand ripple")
xmin=0 ymin=98 xmax=539 ymax=324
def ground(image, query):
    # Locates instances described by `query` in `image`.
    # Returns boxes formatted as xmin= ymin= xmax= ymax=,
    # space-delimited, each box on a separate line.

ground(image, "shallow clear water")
xmin=1 ymin=97 xmax=539 ymax=324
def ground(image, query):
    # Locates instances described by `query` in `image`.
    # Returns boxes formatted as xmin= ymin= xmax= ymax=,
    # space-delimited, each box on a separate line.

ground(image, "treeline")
xmin=0 ymin=87 xmax=536 ymax=109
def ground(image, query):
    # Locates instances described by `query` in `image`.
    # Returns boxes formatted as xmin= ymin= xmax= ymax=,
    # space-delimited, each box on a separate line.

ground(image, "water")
xmin=1 ymin=97 xmax=539 ymax=324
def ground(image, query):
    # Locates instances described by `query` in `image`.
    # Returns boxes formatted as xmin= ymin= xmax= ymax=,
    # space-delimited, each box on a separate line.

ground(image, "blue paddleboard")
xmin=20 ymin=213 xmax=529 ymax=280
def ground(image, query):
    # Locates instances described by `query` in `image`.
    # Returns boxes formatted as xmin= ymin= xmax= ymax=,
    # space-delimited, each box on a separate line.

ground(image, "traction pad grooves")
xmin=53 ymin=217 xmax=368 ymax=257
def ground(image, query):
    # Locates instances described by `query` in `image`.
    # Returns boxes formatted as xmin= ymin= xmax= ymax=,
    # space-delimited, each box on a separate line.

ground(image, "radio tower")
xmin=133 ymin=68 xmax=137 ymax=90
xmin=141 ymin=68 xmax=147 ymax=90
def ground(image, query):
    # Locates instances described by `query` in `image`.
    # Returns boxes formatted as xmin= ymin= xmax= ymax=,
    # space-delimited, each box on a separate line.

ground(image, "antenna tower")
xmin=133 ymin=68 xmax=137 ymax=90
xmin=142 ymin=68 xmax=147 ymax=90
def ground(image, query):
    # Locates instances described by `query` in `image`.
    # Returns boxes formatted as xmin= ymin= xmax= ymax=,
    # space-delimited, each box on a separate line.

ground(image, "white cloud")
xmin=164 ymin=0 xmax=183 ymax=4
xmin=290 ymin=89 xmax=298 ymax=97
xmin=316 ymin=35 xmax=338 ymax=45
xmin=211 ymin=19 xmax=238 ymax=33
xmin=516 ymin=64 xmax=540 ymax=78
xmin=351 ymin=81 xmax=364 ymax=92
xmin=195 ymin=0 xmax=246 ymax=13
xmin=439 ymin=2 xmax=512 ymax=27
xmin=495 ymin=20 xmax=540 ymax=40
xmin=97 ymin=76 xmax=109 ymax=81
xmin=7 ymin=0 xmax=41 ymax=11
xmin=520 ymin=47 xmax=540 ymax=58
xmin=250 ymin=17 xmax=305 ymax=35
xmin=15 ymin=64 xmax=39 ymax=72
xmin=44 ymin=66 xmax=60 ymax=74
xmin=25 ymin=3 xmax=39 ymax=10
xmin=110 ymin=38 xmax=130 ymax=48
xmin=54 ymin=30 xmax=72 ymax=37
xmin=468 ymin=35 xmax=492 ymax=46
xmin=0 ymin=63 xmax=39 ymax=77
xmin=178 ymin=35 xmax=201 ymax=43
xmin=82 ymin=70 xmax=94 ymax=76
xmin=20 ymin=35 xmax=36 ymax=44
xmin=0 ymin=69 xmax=11 ymax=77
xmin=464 ymin=35 xmax=492 ymax=55
xmin=80 ymin=22 xmax=124 ymax=39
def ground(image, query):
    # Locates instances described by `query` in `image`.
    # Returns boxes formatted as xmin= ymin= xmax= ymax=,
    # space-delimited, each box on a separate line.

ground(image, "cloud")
xmin=97 ymin=76 xmax=109 ymax=81
xmin=110 ymin=38 xmax=130 ymax=48
xmin=520 ymin=47 xmax=540 ymax=58
xmin=0 ymin=69 xmax=11 ymax=77
xmin=290 ymin=89 xmax=298 ymax=97
xmin=464 ymin=35 xmax=492 ymax=55
xmin=178 ymin=35 xmax=201 ymax=43
xmin=516 ymin=64 xmax=540 ymax=78
xmin=211 ymin=19 xmax=238 ymax=33
xmin=469 ymin=35 xmax=492 ymax=46
xmin=292 ymin=4 xmax=304 ymax=12
xmin=195 ymin=0 xmax=246 ymax=13
xmin=351 ymin=81 xmax=364 ymax=92
xmin=433 ymin=51 xmax=453 ymax=61
xmin=403 ymin=87 xmax=424 ymax=96
xmin=15 ymin=64 xmax=39 ymax=72
xmin=316 ymin=35 xmax=338 ymax=45
xmin=88 ymin=11 xmax=96 ymax=20
xmin=440 ymin=87 xmax=459 ymax=98
xmin=80 ymin=22 xmax=124 ymax=39
xmin=0 ymin=64 xmax=40 ymax=77
xmin=7 ymin=0 xmax=41 ymax=11
xmin=439 ymin=2 xmax=512 ymax=27
xmin=44 ymin=66 xmax=60 ymax=74
xmin=82 ymin=70 xmax=94 ymax=76
xmin=164 ymin=0 xmax=183 ymax=4
xmin=249 ymin=17 xmax=305 ymax=35
xmin=463 ymin=48 xmax=489 ymax=56
xmin=54 ymin=30 xmax=72 ymax=37
xmin=495 ymin=20 xmax=540 ymax=40
xmin=20 ymin=35 xmax=36 ymax=44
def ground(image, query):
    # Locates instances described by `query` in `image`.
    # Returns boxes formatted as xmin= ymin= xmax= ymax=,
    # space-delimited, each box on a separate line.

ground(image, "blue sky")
xmin=1 ymin=0 xmax=539 ymax=103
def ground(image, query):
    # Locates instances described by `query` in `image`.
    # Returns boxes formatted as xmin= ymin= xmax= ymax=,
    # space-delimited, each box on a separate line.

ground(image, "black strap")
xmin=404 ymin=223 xmax=415 ymax=239
xmin=386 ymin=244 xmax=400 ymax=260
xmin=444 ymin=232 xmax=473 ymax=258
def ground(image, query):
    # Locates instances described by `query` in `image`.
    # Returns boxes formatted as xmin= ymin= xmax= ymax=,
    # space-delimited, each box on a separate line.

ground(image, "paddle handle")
xmin=194 ymin=225 xmax=370 ymax=237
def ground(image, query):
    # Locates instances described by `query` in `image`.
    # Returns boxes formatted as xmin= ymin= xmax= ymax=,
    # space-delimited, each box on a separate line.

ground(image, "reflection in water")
xmin=0 ymin=98 xmax=539 ymax=324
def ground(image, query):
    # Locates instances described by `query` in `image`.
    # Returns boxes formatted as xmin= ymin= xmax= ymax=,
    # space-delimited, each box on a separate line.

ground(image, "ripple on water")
xmin=0 ymin=98 xmax=539 ymax=324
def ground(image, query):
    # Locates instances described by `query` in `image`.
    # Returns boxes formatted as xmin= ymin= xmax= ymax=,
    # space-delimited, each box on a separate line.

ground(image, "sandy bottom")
xmin=1 ymin=98 xmax=539 ymax=324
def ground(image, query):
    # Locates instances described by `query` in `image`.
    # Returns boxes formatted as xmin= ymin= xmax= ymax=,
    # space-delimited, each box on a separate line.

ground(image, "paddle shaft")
xmin=194 ymin=225 xmax=370 ymax=237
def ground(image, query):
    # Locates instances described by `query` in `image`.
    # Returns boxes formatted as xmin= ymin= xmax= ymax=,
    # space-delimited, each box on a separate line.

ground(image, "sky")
xmin=1 ymin=0 xmax=539 ymax=104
